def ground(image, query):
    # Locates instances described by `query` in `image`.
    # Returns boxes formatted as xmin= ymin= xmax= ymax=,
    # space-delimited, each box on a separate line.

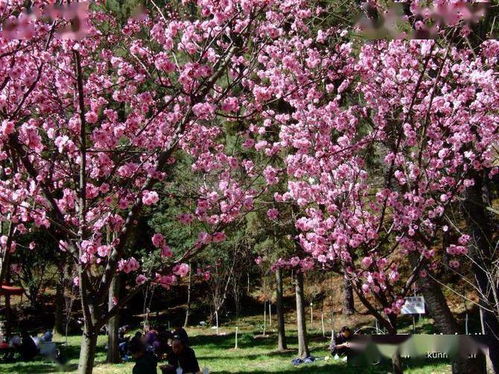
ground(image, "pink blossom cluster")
xmin=0 ymin=0 xmax=315 ymax=280
xmin=118 ymin=257 xmax=140 ymax=274
xmin=248 ymin=23 xmax=498 ymax=317
xmin=0 ymin=0 xmax=496 ymax=326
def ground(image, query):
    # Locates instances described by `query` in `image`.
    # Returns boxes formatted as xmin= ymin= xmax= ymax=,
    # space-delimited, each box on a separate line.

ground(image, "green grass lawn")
xmin=0 ymin=325 xmax=451 ymax=374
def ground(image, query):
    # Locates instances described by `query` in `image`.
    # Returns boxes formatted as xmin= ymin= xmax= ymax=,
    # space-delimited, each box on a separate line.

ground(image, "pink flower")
xmin=361 ymin=257 xmax=373 ymax=268
xmin=136 ymin=274 xmax=148 ymax=285
xmin=161 ymin=245 xmax=172 ymax=257
xmin=300 ymin=258 xmax=315 ymax=271
xmin=59 ymin=240 xmax=69 ymax=252
xmin=377 ymin=258 xmax=388 ymax=268
xmin=446 ymin=245 xmax=467 ymax=255
xmin=267 ymin=208 xmax=279 ymax=220
xmin=243 ymin=139 xmax=255 ymax=149
xmin=157 ymin=274 xmax=177 ymax=288
xmin=154 ymin=53 xmax=176 ymax=73
xmin=85 ymin=111 xmax=98 ymax=124
xmin=99 ymin=183 xmax=110 ymax=193
xmin=212 ymin=232 xmax=226 ymax=242
xmin=221 ymin=97 xmax=239 ymax=112
xmin=142 ymin=190 xmax=159 ymax=205
xmin=388 ymin=271 xmax=400 ymax=282
xmin=317 ymin=254 xmax=327 ymax=263
xmin=118 ymin=257 xmax=140 ymax=273
xmin=253 ymin=86 xmax=272 ymax=102
xmin=152 ymin=233 xmax=165 ymax=248
xmin=289 ymin=257 xmax=300 ymax=267
xmin=174 ymin=263 xmax=190 ymax=277
xmin=255 ymin=140 xmax=268 ymax=151
xmin=178 ymin=214 xmax=194 ymax=224
xmin=97 ymin=245 xmax=111 ymax=257
xmin=263 ymin=166 xmax=279 ymax=185
xmin=192 ymin=102 xmax=216 ymax=120
xmin=197 ymin=232 xmax=211 ymax=245
xmin=1 ymin=120 xmax=15 ymax=136
xmin=458 ymin=235 xmax=470 ymax=245
xmin=463 ymin=179 xmax=474 ymax=187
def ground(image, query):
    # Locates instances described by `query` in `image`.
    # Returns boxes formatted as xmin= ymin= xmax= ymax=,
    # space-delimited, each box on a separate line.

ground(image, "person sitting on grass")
xmin=19 ymin=330 xmax=39 ymax=361
xmin=130 ymin=339 xmax=158 ymax=374
xmin=172 ymin=325 xmax=189 ymax=347
xmin=160 ymin=338 xmax=200 ymax=374
xmin=331 ymin=326 xmax=354 ymax=359
xmin=144 ymin=328 xmax=160 ymax=353
xmin=156 ymin=326 xmax=173 ymax=359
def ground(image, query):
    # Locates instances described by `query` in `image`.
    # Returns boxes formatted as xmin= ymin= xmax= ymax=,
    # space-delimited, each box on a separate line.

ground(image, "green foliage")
xmin=100 ymin=0 xmax=143 ymax=22
xmin=10 ymin=230 xmax=61 ymax=308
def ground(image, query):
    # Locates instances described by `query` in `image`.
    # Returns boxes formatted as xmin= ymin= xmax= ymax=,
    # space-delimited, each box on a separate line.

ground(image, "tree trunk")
xmin=463 ymin=172 xmax=499 ymax=374
xmin=342 ymin=275 xmax=354 ymax=315
xmin=295 ymin=271 xmax=309 ymax=358
xmin=392 ymin=350 xmax=403 ymax=374
xmin=385 ymin=316 xmax=404 ymax=374
xmin=184 ymin=264 xmax=192 ymax=327
xmin=1 ymin=233 xmax=13 ymax=337
xmin=408 ymin=253 xmax=458 ymax=333
xmin=247 ymin=273 xmax=250 ymax=294
xmin=78 ymin=324 xmax=98 ymax=374
xmin=54 ymin=263 xmax=65 ymax=335
xmin=4 ymin=294 xmax=12 ymax=337
xmin=408 ymin=253 xmax=480 ymax=374
xmin=420 ymin=277 xmax=476 ymax=374
xmin=78 ymin=265 xmax=100 ymax=374
xmin=275 ymin=268 xmax=287 ymax=351
xmin=233 ymin=276 xmax=241 ymax=321
xmin=107 ymin=276 xmax=120 ymax=363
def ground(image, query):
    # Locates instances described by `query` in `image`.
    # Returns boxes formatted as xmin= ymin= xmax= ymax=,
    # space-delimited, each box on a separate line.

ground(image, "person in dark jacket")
xmin=19 ymin=330 xmax=39 ymax=361
xmin=130 ymin=339 xmax=158 ymax=374
xmin=156 ymin=326 xmax=173 ymax=359
xmin=331 ymin=326 xmax=353 ymax=357
xmin=160 ymin=338 xmax=200 ymax=374
xmin=173 ymin=327 xmax=189 ymax=347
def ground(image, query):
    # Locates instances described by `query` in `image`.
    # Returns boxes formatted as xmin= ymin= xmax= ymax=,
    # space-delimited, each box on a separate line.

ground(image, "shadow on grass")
xmin=191 ymin=332 xmax=330 ymax=350
xmin=197 ymin=350 xmax=298 ymax=362
xmin=214 ymin=363 xmax=389 ymax=374
xmin=0 ymin=337 xmax=107 ymax=374
xmin=0 ymin=362 xmax=78 ymax=374
xmin=197 ymin=344 xmax=332 ymax=361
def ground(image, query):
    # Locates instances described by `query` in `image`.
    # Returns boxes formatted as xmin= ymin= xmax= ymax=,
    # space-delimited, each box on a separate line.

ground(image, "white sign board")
xmin=401 ymin=296 xmax=425 ymax=314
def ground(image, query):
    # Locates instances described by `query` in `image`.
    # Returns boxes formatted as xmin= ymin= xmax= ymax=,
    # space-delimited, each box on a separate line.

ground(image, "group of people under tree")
xmin=122 ymin=324 xmax=201 ymax=374
xmin=0 ymin=327 xmax=59 ymax=363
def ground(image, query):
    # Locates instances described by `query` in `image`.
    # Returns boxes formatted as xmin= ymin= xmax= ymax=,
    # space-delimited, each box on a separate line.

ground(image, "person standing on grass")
xmin=160 ymin=338 xmax=200 ymax=374
xmin=130 ymin=339 xmax=158 ymax=374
